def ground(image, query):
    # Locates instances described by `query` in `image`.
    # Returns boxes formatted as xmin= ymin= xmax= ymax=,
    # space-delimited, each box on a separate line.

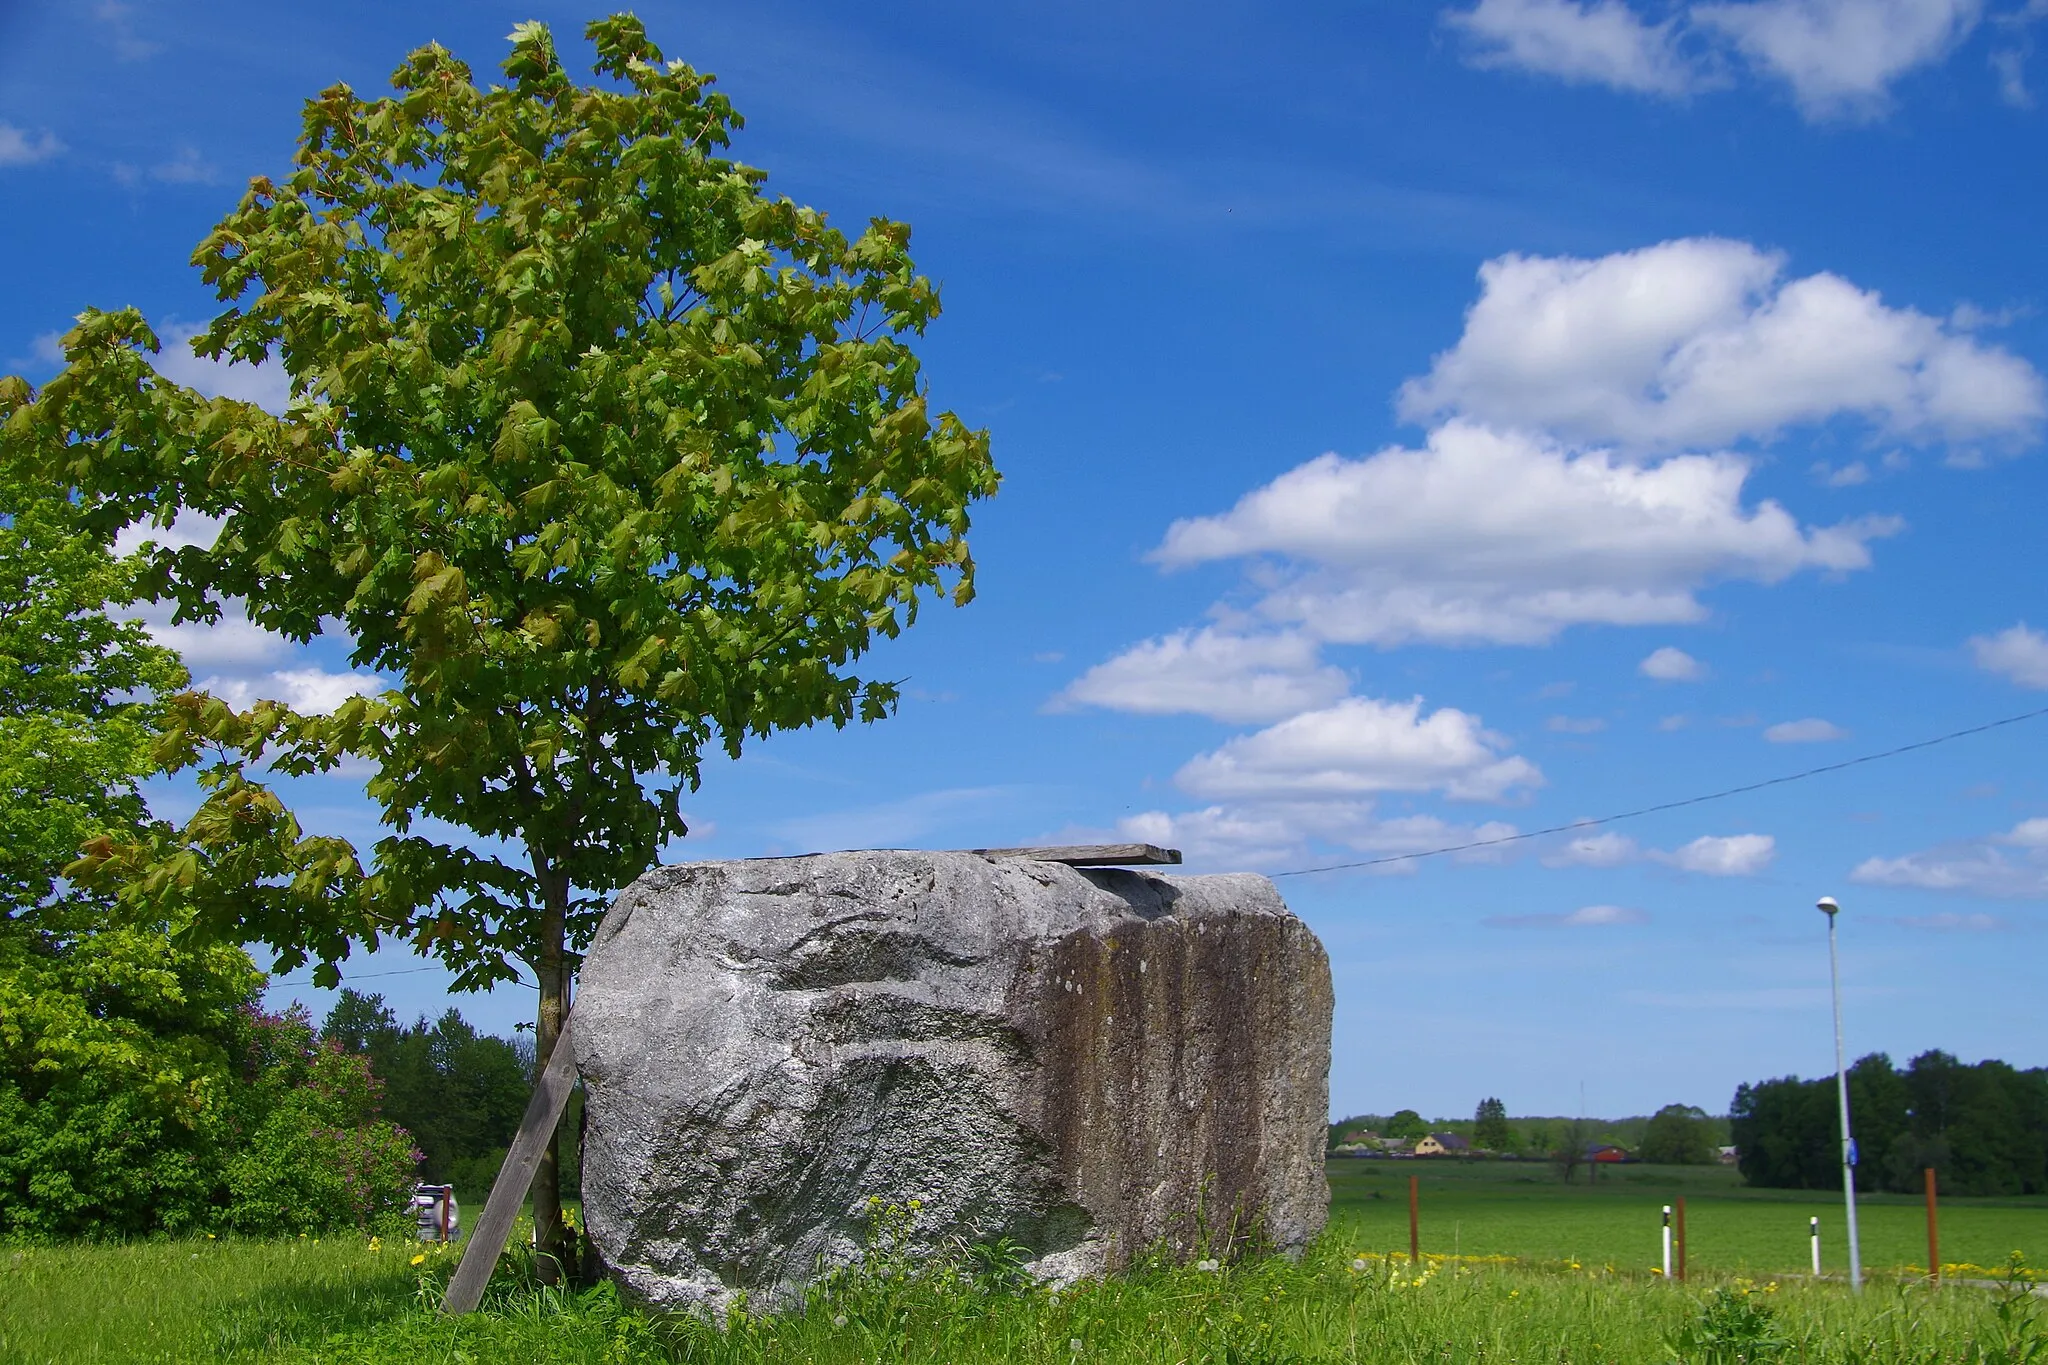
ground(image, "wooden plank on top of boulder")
xmin=967 ymin=842 xmax=1182 ymax=866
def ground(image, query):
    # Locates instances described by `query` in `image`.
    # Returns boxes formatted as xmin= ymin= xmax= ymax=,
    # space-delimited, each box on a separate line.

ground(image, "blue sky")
xmin=6 ymin=0 xmax=2047 ymax=1122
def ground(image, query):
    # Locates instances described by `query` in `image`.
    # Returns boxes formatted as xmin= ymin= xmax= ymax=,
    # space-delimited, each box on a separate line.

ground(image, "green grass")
xmin=3 ymin=1169 xmax=2044 ymax=1363
xmin=1329 ymin=1159 xmax=2048 ymax=1277
xmin=0 ymin=1231 xmax=423 ymax=1363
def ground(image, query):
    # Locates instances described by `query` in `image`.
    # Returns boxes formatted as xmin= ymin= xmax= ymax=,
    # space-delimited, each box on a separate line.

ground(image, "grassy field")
xmin=1330 ymin=1159 xmax=2048 ymax=1277
xmin=3 ymin=1165 xmax=2044 ymax=1363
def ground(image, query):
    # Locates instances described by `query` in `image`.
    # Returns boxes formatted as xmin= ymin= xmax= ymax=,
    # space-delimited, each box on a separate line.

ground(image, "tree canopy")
xmin=4 ymin=14 xmax=996 ymax=1270
xmin=1637 ymin=1103 xmax=1714 ymax=1166
xmin=1472 ymin=1096 xmax=1511 ymax=1151
xmin=0 ymin=444 xmax=416 ymax=1239
xmin=1732 ymin=1051 xmax=2048 ymax=1196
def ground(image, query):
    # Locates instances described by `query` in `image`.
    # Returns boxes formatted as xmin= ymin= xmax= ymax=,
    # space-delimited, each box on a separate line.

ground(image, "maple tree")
xmin=5 ymin=14 xmax=997 ymax=1271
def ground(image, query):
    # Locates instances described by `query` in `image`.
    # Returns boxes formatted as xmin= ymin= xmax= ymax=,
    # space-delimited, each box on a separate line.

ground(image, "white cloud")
xmin=1117 ymin=805 xmax=1317 ymax=869
xmin=148 ymin=146 xmax=220 ymax=185
xmin=132 ymin=604 xmax=292 ymax=671
xmin=113 ymin=507 xmax=226 ymax=558
xmin=1544 ymin=827 xmax=1772 ymax=873
xmin=1118 ymin=803 xmax=1521 ymax=871
xmin=1544 ymin=830 xmax=1640 ymax=866
xmin=1640 ymin=646 xmax=1706 ymax=680
xmin=197 ymin=668 xmax=384 ymax=715
xmin=152 ymin=323 xmax=292 ymax=412
xmin=1487 ymin=903 xmax=1651 ymax=927
xmin=1763 ymin=717 xmax=1848 ymax=742
xmin=1658 ymin=713 xmax=1690 ymax=730
xmin=1546 ymin=714 xmax=1608 ymax=733
xmin=1691 ymin=0 xmax=1982 ymax=119
xmin=1174 ymin=695 xmax=1543 ymax=804
xmin=1659 ymin=832 xmax=1777 ymax=874
xmin=1814 ymin=459 xmax=1870 ymax=486
xmin=1154 ymin=423 xmax=1895 ymax=648
xmin=1446 ymin=0 xmax=1698 ymax=93
xmin=1851 ymin=816 xmax=2048 ymax=898
xmin=1971 ymin=623 xmax=2048 ymax=688
xmin=0 ymin=123 xmax=64 ymax=167
xmin=1055 ymin=628 xmax=1349 ymax=723
xmin=1397 ymin=238 xmax=2043 ymax=453
xmin=26 ymin=332 xmax=64 ymax=367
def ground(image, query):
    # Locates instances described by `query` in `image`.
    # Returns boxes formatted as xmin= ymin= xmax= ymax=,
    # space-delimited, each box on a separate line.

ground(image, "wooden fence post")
xmin=1409 ymin=1175 xmax=1420 ymax=1265
xmin=1675 ymin=1197 xmax=1687 ymax=1282
xmin=1925 ymin=1167 xmax=1939 ymax=1286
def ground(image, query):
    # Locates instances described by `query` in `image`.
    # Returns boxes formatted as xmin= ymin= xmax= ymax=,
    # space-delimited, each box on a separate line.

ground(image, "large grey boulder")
xmin=572 ymin=850 xmax=1332 ymax=1313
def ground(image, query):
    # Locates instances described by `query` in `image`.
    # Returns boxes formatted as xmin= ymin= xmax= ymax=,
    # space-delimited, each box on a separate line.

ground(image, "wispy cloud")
xmin=1971 ymin=623 xmax=2048 ymax=688
xmin=1877 ymin=911 xmax=2010 ymax=931
xmin=1852 ymin=816 xmax=2048 ymax=898
xmin=1544 ymin=829 xmax=1776 ymax=874
xmin=113 ymin=148 xmax=223 ymax=189
xmin=1447 ymin=0 xmax=1993 ymax=123
xmin=1641 ymin=647 xmax=1706 ymax=681
xmin=770 ymin=786 xmax=1042 ymax=853
xmin=94 ymin=0 xmax=161 ymax=61
xmin=1764 ymin=717 xmax=1847 ymax=742
xmin=0 ymin=123 xmax=64 ymax=167
xmin=1486 ymin=903 xmax=1650 ymax=927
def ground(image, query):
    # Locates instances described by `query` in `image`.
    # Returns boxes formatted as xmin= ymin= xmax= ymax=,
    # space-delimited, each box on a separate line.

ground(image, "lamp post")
xmin=1818 ymin=895 xmax=1862 ymax=1292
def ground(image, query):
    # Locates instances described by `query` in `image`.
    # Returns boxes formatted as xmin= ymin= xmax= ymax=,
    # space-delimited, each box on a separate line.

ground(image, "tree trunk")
xmin=530 ymin=864 xmax=572 ymax=1285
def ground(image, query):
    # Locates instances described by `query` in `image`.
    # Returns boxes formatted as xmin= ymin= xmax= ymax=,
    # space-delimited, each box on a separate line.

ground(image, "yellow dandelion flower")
xmin=411 ymin=1253 xmax=427 ymax=1266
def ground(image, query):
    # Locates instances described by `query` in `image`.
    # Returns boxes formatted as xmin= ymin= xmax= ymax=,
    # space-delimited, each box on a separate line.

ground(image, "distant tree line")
xmin=320 ymin=990 xmax=555 ymax=1202
xmin=1329 ymin=1100 xmax=1727 ymax=1169
xmin=1732 ymin=1051 xmax=2048 ymax=1196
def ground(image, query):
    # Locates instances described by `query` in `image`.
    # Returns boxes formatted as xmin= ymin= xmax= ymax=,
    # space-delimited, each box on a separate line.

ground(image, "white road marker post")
xmin=1811 ymin=1216 xmax=1821 ymax=1277
xmin=1662 ymin=1205 xmax=1672 ymax=1279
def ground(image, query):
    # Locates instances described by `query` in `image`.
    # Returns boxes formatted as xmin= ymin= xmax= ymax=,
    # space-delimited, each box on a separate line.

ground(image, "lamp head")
xmin=1816 ymin=896 xmax=1840 ymax=916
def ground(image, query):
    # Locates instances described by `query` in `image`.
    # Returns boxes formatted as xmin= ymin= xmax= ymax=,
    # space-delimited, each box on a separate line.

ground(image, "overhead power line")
xmin=266 ymin=963 xmax=538 ymax=990
xmin=1268 ymin=702 xmax=2048 ymax=880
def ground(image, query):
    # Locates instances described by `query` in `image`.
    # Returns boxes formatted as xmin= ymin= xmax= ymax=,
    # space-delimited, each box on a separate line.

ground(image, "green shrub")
xmin=222 ymin=1009 xmax=421 ymax=1236
xmin=0 ymin=937 xmax=420 ymax=1240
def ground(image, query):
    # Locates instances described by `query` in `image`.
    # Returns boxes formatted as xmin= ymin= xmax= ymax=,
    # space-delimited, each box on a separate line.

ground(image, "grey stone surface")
xmin=572 ymin=850 xmax=1332 ymax=1313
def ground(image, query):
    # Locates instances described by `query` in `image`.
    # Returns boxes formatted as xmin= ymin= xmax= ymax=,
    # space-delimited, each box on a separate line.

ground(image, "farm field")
xmin=1330 ymin=1159 xmax=2048 ymax=1277
xmin=2 ymin=1173 xmax=2044 ymax=1364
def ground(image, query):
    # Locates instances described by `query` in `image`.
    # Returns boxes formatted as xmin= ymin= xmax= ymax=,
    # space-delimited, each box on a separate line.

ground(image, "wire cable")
xmin=1269 ymin=702 xmax=2048 ymax=880
xmin=265 ymin=963 xmax=538 ymax=990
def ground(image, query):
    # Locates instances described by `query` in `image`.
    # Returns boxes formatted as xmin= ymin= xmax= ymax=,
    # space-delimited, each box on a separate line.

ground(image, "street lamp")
xmin=1818 ymin=895 xmax=1862 ymax=1292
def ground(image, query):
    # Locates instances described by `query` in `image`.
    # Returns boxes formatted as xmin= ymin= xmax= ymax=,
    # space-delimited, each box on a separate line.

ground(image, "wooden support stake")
xmin=1925 ymin=1167 xmax=1940 ymax=1286
xmin=440 ymin=1013 xmax=583 ymax=1314
xmin=1676 ymin=1197 xmax=1687 ymax=1282
xmin=1409 ymin=1175 xmax=1420 ymax=1264
xmin=441 ymin=899 xmax=638 ymax=1315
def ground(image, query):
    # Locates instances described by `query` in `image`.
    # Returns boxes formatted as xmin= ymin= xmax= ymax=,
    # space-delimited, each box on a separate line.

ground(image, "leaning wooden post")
xmin=1408 ymin=1175 xmax=1420 ymax=1264
xmin=1925 ymin=1167 xmax=1940 ymax=1286
xmin=1675 ymin=1197 xmax=1687 ymax=1282
xmin=441 ymin=900 xmax=637 ymax=1315
xmin=441 ymin=1014 xmax=585 ymax=1313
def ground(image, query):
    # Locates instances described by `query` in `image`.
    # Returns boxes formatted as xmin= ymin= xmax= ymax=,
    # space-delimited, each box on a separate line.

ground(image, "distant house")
xmin=1587 ymin=1144 xmax=1631 ymax=1163
xmin=1717 ymin=1145 xmax=1739 ymax=1165
xmin=1414 ymin=1133 xmax=1472 ymax=1157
